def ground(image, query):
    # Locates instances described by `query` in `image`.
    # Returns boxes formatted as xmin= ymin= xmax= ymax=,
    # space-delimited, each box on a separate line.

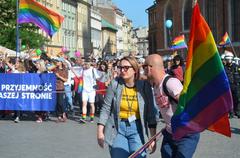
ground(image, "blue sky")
xmin=112 ymin=0 xmax=154 ymax=28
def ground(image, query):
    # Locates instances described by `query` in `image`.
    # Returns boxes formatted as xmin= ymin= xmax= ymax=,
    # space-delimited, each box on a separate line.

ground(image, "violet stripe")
xmin=173 ymin=91 xmax=232 ymax=140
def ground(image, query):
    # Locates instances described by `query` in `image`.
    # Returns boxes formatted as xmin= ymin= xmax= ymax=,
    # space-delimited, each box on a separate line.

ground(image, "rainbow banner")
xmin=17 ymin=0 xmax=64 ymax=37
xmin=219 ymin=32 xmax=231 ymax=46
xmin=170 ymin=35 xmax=188 ymax=50
xmin=171 ymin=3 xmax=232 ymax=140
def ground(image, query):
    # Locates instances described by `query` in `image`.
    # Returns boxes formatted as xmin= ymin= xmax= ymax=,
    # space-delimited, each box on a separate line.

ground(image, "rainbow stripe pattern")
xmin=18 ymin=0 xmax=64 ymax=37
xmin=77 ymin=77 xmax=83 ymax=93
xmin=170 ymin=35 xmax=188 ymax=50
xmin=219 ymin=32 xmax=231 ymax=46
xmin=171 ymin=3 xmax=232 ymax=140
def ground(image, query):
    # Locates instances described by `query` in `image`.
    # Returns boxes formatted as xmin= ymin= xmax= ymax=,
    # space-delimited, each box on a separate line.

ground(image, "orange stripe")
xmin=185 ymin=4 xmax=210 ymax=70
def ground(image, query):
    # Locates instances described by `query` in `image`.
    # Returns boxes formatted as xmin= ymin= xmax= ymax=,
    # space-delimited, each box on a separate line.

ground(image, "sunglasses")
xmin=117 ymin=66 xmax=133 ymax=72
xmin=142 ymin=64 xmax=153 ymax=69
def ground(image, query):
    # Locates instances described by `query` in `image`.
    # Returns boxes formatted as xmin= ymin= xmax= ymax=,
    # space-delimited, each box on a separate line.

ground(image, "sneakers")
xmin=36 ymin=117 xmax=43 ymax=123
xmin=90 ymin=118 xmax=94 ymax=123
xmin=14 ymin=117 xmax=20 ymax=123
xmin=79 ymin=118 xmax=87 ymax=124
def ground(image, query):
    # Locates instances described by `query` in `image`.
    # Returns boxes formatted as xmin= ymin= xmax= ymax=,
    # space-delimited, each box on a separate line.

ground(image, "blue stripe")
xmin=171 ymin=71 xmax=231 ymax=132
xmin=18 ymin=10 xmax=57 ymax=36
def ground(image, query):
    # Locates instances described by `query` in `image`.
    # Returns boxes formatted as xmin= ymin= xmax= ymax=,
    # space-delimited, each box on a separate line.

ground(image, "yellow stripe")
xmin=191 ymin=33 xmax=218 ymax=76
xmin=20 ymin=4 xmax=62 ymax=28
xmin=181 ymin=32 xmax=217 ymax=94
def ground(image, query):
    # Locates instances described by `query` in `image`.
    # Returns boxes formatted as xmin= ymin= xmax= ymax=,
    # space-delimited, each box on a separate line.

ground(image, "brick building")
xmin=147 ymin=0 xmax=240 ymax=57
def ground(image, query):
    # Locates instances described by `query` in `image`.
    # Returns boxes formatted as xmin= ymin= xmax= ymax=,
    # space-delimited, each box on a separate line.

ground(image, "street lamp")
xmin=165 ymin=19 xmax=173 ymax=47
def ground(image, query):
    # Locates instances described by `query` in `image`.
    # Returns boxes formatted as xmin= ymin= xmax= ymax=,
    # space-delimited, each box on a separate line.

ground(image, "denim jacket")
xmin=98 ymin=77 xmax=157 ymax=146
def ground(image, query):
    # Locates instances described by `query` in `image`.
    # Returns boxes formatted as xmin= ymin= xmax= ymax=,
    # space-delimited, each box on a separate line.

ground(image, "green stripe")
xmin=175 ymin=53 xmax=224 ymax=115
xmin=20 ymin=8 xmax=59 ymax=29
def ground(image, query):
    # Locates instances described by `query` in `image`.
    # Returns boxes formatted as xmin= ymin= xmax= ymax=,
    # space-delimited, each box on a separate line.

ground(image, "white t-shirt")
xmin=83 ymin=67 xmax=101 ymax=92
xmin=72 ymin=66 xmax=83 ymax=78
xmin=154 ymin=75 xmax=183 ymax=133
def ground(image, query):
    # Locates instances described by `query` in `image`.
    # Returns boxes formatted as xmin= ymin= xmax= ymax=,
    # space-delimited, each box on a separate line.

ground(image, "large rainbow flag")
xmin=171 ymin=2 xmax=232 ymax=140
xmin=219 ymin=32 xmax=231 ymax=46
xmin=170 ymin=35 xmax=188 ymax=50
xmin=17 ymin=0 xmax=64 ymax=37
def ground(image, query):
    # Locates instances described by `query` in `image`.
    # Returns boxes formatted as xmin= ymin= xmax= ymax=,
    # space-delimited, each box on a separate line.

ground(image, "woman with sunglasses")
xmin=97 ymin=56 xmax=157 ymax=158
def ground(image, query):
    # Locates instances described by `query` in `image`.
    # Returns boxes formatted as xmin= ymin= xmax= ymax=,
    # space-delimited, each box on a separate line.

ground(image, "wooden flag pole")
xmin=192 ymin=0 xmax=198 ymax=8
xmin=128 ymin=128 xmax=164 ymax=158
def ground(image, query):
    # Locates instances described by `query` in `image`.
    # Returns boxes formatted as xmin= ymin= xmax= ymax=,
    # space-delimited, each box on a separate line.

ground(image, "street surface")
xmin=0 ymin=115 xmax=239 ymax=158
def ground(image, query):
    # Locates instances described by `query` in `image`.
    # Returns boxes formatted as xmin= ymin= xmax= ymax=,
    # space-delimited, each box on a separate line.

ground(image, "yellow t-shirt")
xmin=119 ymin=86 xmax=140 ymax=119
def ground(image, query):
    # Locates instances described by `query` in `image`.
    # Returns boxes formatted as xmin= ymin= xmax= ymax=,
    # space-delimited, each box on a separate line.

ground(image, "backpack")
xmin=162 ymin=75 xmax=178 ymax=104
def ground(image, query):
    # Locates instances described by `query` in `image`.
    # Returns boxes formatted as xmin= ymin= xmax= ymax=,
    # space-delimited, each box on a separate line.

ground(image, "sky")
xmin=112 ymin=0 xmax=154 ymax=28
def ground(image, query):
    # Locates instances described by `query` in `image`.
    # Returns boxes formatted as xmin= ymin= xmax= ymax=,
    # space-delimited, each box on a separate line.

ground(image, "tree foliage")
xmin=0 ymin=0 xmax=48 ymax=50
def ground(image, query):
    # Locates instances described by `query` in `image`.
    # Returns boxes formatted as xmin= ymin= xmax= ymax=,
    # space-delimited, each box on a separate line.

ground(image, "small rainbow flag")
xmin=31 ymin=55 xmax=40 ymax=61
xmin=170 ymin=35 xmax=188 ymax=50
xmin=219 ymin=32 xmax=231 ymax=46
xmin=17 ymin=0 xmax=64 ymax=37
xmin=171 ymin=3 xmax=232 ymax=140
xmin=77 ymin=77 xmax=83 ymax=93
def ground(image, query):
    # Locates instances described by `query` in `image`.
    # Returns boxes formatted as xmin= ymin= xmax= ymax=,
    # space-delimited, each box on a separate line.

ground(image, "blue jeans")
xmin=161 ymin=129 xmax=200 ymax=158
xmin=110 ymin=120 xmax=146 ymax=158
xmin=64 ymin=85 xmax=73 ymax=111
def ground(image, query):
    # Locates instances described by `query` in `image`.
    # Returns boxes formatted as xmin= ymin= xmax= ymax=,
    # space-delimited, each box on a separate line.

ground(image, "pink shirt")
xmin=154 ymin=75 xmax=183 ymax=133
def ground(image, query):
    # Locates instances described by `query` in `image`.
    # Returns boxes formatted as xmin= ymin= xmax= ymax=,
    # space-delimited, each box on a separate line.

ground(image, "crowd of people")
xmin=0 ymin=49 xmax=240 ymax=157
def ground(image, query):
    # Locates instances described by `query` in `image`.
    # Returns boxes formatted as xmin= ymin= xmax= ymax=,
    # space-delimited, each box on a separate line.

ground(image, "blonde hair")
xmin=120 ymin=56 xmax=140 ymax=80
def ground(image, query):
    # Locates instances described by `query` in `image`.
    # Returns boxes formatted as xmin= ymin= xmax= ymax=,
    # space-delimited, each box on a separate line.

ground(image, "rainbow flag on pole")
xmin=219 ymin=32 xmax=231 ymax=46
xmin=170 ymin=35 xmax=188 ymax=50
xmin=17 ymin=0 xmax=64 ymax=37
xmin=171 ymin=2 xmax=232 ymax=140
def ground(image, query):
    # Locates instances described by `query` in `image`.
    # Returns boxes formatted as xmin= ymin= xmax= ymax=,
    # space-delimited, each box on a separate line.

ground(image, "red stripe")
xmin=186 ymin=4 xmax=211 ymax=69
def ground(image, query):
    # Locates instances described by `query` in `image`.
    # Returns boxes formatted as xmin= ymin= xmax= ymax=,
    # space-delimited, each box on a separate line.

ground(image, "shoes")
xmin=56 ymin=117 xmax=64 ymax=123
xmin=90 ymin=118 xmax=94 ymax=123
xmin=79 ymin=118 xmax=87 ymax=124
xmin=62 ymin=113 xmax=67 ymax=122
xmin=36 ymin=118 xmax=43 ymax=123
xmin=14 ymin=117 xmax=20 ymax=123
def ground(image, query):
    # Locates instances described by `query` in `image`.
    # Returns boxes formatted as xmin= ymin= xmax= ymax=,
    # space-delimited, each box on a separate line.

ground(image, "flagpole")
xmin=192 ymin=0 xmax=198 ymax=7
xmin=16 ymin=0 xmax=20 ymax=58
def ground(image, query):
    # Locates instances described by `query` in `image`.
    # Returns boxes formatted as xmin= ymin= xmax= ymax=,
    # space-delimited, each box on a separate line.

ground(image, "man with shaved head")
xmin=144 ymin=54 xmax=200 ymax=158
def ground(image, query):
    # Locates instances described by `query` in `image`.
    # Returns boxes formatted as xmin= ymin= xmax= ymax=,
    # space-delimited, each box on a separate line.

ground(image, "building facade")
xmin=101 ymin=19 xmax=117 ymax=58
xmin=122 ymin=16 xmax=135 ymax=56
xmin=91 ymin=7 xmax=102 ymax=59
xmin=147 ymin=0 xmax=240 ymax=57
xmin=36 ymin=0 xmax=62 ymax=56
xmin=133 ymin=27 xmax=149 ymax=57
xmin=114 ymin=7 xmax=124 ymax=57
xmin=77 ymin=0 xmax=91 ymax=58
xmin=62 ymin=0 xmax=77 ymax=57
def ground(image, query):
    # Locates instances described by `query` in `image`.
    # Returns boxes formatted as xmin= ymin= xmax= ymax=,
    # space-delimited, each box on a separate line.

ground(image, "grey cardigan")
xmin=98 ymin=77 xmax=157 ymax=146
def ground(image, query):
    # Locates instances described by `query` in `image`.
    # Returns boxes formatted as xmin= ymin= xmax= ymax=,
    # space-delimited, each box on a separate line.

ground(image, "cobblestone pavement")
xmin=0 ymin=115 xmax=239 ymax=158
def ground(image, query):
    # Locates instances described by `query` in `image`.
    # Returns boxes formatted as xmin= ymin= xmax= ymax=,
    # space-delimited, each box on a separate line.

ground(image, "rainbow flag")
xmin=17 ymin=0 xmax=64 ymax=37
xmin=171 ymin=3 xmax=232 ymax=140
xmin=170 ymin=35 xmax=188 ymax=50
xmin=219 ymin=32 xmax=231 ymax=46
xmin=77 ymin=78 xmax=83 ymax=93
xmin=31 ymin=55 xmax=40 ymax=61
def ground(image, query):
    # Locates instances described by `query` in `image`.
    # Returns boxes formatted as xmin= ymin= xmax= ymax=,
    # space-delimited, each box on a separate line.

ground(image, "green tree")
xmin=0 ymin=0 xmax=48 ymax=51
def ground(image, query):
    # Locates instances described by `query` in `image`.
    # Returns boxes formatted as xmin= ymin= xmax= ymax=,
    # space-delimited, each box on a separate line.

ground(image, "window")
xmin=231 ymin=0 xmax=240 ymax=42
xmin=183 ymin=0 xmax=192 ymax=30
xmin=206 ymin=0 xmax=217 ymax=39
